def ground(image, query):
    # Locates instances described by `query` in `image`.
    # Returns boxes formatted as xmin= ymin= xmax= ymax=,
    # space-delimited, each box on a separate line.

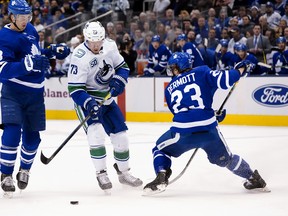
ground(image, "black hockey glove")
xmin=215 ymin=109 xmax=226 ymax=123
xmin=109 ymin=75 xmax=127 ymax=97
xmin=23 ymin=54 xmax=50 ymax=73
xmin=234 ymin=60 xmax=255 ymax=77
xmin=85 ymin=99 xmax=100 ymax=119
xmin=42 ymin=43 xmax=70 ymax=60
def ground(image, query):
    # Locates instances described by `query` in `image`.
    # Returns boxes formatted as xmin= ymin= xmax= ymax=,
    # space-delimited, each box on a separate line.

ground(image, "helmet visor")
xmin=16 ymin=13 xmax=32 ymax=22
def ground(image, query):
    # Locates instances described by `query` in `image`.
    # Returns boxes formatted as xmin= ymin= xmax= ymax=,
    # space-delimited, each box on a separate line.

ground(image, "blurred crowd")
xmin=1 ymin=0 xmax=288 ymax=77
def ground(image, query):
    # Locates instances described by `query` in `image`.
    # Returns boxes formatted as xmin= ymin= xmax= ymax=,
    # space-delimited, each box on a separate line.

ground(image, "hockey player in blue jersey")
xmin=234 ymin=43 xmax=266 ymax=75
xmin=0 ymin=0 xmax=70 ymax=197
xmin=143 ymin=35 xmax=172 ymax=76
xmin=176 ymin=33 xmax=205 ymax=68
xmin=272 ymin=37 xmax=288 ymax=75
xmin=216 ymin=39 xmax=236 ymax=70
xmin=143 ymin=52 xmax=269 ymax=195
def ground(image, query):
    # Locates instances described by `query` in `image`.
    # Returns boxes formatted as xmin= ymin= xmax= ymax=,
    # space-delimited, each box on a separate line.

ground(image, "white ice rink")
xmin=1 ymin=120 xmax=288 ymax=216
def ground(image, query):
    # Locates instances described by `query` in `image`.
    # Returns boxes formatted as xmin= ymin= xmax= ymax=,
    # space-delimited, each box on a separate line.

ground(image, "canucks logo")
xmin=95 ymin=60 xmax=113 ymax=85
xmin=252 ymin=84 xmax=288 ymax=107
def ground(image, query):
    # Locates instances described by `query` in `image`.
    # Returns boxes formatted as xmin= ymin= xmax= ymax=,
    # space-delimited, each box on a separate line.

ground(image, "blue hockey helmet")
xmin=235 ymin=43 xmax=247 ymax=52
xmin=276 ymin=36 xmax=286 ymax=44
xmin=167 ymin=52 xmax=191 ymax=76
xmin=219 ymin=39 xmax=229 ymax=48
xmin=8 ymin=0 xmax=32 ymax=15
xmin=176 ymin=33 xmax=187 ymax=41
xmin=151 ymin=35 xmax=161 ymax=42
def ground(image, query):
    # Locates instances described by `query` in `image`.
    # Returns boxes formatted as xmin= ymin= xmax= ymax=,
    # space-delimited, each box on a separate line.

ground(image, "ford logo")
xmin=252 ymin=84 xmax=288 ymax=107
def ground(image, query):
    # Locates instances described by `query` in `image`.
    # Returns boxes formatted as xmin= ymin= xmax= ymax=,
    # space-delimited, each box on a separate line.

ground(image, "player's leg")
xmin=17 ymin=92 xmax=45 ymax=191
xmin=86 ymin=122 xmax=112 ymax=191
xmin=101 ymin=101 xmax=142 ymax=187
xmin=203 ymin=126 xmax=269 ymax=191
xmin=0 ymin=124 xmax=21 ymax=194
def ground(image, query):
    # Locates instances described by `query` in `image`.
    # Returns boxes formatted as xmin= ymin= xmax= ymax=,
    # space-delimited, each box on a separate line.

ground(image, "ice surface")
xmin=1 ymin=121 xmax=288 ymax=216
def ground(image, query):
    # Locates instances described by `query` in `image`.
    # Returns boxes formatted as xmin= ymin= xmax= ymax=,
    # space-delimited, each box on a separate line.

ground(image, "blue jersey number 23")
xmin=170 ymin=83 xmax=204 ymax=113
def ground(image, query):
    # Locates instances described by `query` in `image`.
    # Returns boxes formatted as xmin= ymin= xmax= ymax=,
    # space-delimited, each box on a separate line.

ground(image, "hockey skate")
xmin=244 ymin=170 xmax=271 ymax=192
xmin=96 ymin=170 xmax=112 ymax=192
xmin=1 ymin=174 xmax=16 ymax=198
xmin=143 ymin=168 xmax=172 ymax=196
xmin=16 ymin=169 xmax=30 ymax=190
xmin=113 ymin=163 xmax=143 ymax=187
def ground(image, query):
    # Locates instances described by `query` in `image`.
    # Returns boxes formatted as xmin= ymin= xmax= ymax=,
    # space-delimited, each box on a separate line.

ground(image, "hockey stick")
xmin=40 ymin=91 xmax=112 ymax=165
xmin=258 ymin=62 xmax=288 ymax=69
xmin=169 ymin=80 xmax=237 ymax=185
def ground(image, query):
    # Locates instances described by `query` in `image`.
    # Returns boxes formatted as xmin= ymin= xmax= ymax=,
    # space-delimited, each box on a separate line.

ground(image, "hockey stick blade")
xmin=40 ymin=91 xmax=112 ymax=165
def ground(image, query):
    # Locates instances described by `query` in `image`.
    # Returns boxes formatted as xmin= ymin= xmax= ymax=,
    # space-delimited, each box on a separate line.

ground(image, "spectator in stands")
xmin=217 ymin=7 xmax=230 ymax=29
xmin=146 ymin=11 xmax=157 ymax=33
xmin=246 ymin=24 xmax=271 ymax=63
xmin=137 ymin=32 xmax=153 ymax=59
xmin=137 ymin=12 xmax=148 ymax=31
xmin=227 ymin=26 xmax=247 ymax=54
xmin=141 ymin=21 xmax=154 ymax=39
xmin=258 ymin=15 xmax=270 ymax=36
xmin=33 ymin=16 xmax=45 ymax=32
xmin=189 ymin=9 xmax=200 ymax=27
xmin=263 ymin=1 xmax=281 ymax=30
xmin=249 ymin=5 xmax=260 ymax=25
xmin=278 ymin=19 xmax=287 ymax=36
xmin=133 ymin=29 xmax=144 ymax=50
xmin=220 ymin=27 xmax=230 ymax=40
xmin=106 ymin=22 xmax=117 ymax=41
xmin=281 ymin=4 xmax=288 ymax=24
xmin=207 ymin=28 xmax=220 ymax=50
xmin=275 ymin=0 xmax=286 ymax=16
xmin=194 ymin=16 xmax=209 ymax=39
xmin=160 ymin=8 xmax=174 ymax=26
xmin=120 ymin=34 xmax=138 ymax=76
xmin=240 ymin=15 xmax=254 ymax=36
xmin=153 ymin=0 xmax=171 ymax=18
xmin=38 ymin=30 xmax=50 ymax=49
xmin=155 ymin=22 xmax=167 ymax=42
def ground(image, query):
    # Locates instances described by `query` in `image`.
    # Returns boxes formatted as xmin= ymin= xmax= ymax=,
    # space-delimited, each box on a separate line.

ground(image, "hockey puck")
xmin=70 ymin=201 xmax=79 ymax=205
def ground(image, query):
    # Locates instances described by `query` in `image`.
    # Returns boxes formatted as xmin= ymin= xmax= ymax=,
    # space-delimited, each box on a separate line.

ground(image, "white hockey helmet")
xmin=83 ymin=21 xmax=105 ymax=42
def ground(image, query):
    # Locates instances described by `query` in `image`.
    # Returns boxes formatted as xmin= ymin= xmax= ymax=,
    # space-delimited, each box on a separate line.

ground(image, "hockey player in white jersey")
xmin=67 ymin=21 xmax=143 ymax=192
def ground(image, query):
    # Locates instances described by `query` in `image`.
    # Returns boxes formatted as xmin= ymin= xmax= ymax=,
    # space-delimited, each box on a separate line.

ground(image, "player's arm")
xmin=0 ymin=48 xmax=49 ymax=80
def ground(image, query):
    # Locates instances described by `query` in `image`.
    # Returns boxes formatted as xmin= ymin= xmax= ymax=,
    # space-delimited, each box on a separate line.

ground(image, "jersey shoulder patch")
xmin=74 ymin=48 xmax=86 ymax=58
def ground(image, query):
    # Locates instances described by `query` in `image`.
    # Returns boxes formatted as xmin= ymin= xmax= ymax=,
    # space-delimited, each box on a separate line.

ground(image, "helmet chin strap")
xmin=11 ymin=15 xmax=22 ymax=31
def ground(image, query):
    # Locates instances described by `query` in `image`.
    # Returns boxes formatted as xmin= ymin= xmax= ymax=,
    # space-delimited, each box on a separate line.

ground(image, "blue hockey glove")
xmin=85 ymin=99 xmax=100 ymax=119
xmin=143 ymin=68 xmax=155 ymax=77
xmin=23 ymin=54 xmax=50 ymax=73
xmin=234 ymin=60 xmax=255 ymax=77
xmin=215 ymin=109 xmax=226 ymax=123
xmin=109 ymin=75 xmax=127 ymax=97
xmin=42 ymin=44 xmax=70 ymax=60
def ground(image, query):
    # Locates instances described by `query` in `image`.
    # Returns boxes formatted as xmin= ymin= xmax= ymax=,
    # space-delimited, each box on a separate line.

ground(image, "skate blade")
xmin=103 ymin=189 xmax=112 ymax=195
xmin=142 ymin=184 xmax=167 ymax=196
xmin=3 ymin=191 xmax=14 ymax=198
xmin=247 ymin=186 xmax=271 ymax=193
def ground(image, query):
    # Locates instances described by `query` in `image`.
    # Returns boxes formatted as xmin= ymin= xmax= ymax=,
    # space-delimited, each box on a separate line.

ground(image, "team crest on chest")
xmin=94 ymin=60 xmax=113 ymax=85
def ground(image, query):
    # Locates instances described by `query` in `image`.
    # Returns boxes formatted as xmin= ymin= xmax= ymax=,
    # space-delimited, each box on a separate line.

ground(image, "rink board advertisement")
xmin=45 ymin=77 xmax=288 ymax=126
